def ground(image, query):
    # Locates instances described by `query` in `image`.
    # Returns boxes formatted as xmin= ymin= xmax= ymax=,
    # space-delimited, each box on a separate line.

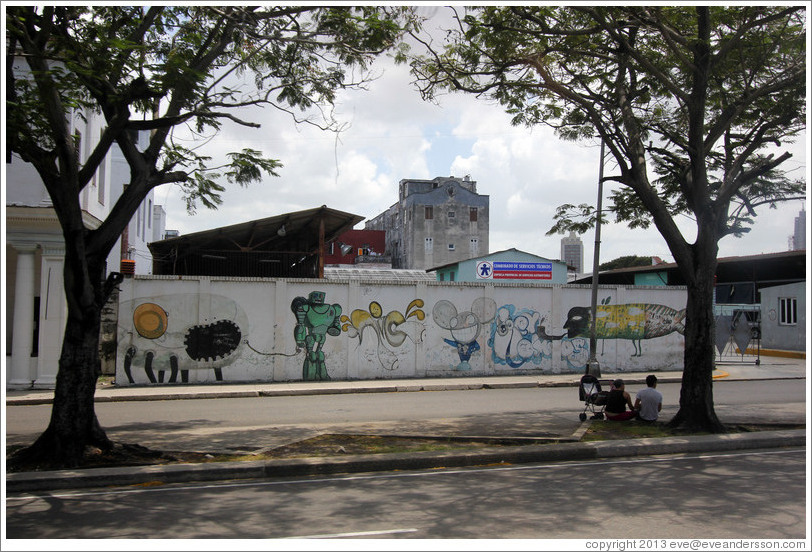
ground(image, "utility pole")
xmin=587 ymin=141 xmax=605 ymax=377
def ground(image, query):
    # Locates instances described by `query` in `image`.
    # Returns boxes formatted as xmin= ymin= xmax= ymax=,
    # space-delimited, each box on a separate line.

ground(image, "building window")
xmin=425 ymin=237 xmax=433 ymax=252
xmin=448 ymin=210 xmax=456 ymax=218
xmin=470 ymin=208 xmax=478 ymax=222
xmin=425 ymin=206 xmax=433 ymax=220
xmin=439 ymin=273 xmax=445 ymax=281
xmin=449 ymin=271 xmax=455 ymax=281
xmin=32 ymin=296 xmax=40 ymax=357
xmin=448 ymin=243 xmax=455 ymax=251
xmin=470 ymin=238 xmax=479 ymax=256
xmin=779 ymin=297 xmax=797 ymax=325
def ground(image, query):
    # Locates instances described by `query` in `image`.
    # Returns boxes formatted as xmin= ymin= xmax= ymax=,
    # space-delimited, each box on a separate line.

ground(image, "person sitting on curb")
xmin=634 ymin=374 xmax=663 ymax=422
xmin=604 ymin=378 xmax=638 ymax=421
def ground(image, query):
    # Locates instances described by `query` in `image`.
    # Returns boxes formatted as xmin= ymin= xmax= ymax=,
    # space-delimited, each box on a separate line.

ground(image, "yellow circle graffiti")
xmin=369 ymin=301 xmax=383 ymax=318
xmin=133 ymin=303 xmax=168 ymax=339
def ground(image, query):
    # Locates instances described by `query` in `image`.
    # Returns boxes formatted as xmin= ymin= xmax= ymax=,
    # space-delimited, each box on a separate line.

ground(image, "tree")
xmin=410 ymin=6 xmax=806 ymax=431
xmin=6 ymin=5 xmax=417 ymax=468
xmin=600 ymin=255 xmax=655 ymax=271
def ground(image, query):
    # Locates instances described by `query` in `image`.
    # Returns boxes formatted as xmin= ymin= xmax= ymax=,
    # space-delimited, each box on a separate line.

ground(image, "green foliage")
xmin=7 ymin=5 xmax=418 ymax=219
xmin=411 ymin=6 xmax=806 ymax=255
xmin=409 ymin=6 xmax=804 ymax=430
xmin=226 ymin=149 xmax=282 ymax=186
xmin=5 ymin=5 xmax=419 ymax=467
xmin=546 ymin=203 xmax=609 ymax=236
xmin=599 ymin=255 xmax=654 ymax=271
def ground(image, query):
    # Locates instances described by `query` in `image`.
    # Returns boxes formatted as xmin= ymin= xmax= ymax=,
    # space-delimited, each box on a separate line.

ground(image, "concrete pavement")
xmin=5 ymin=354 xmax=807 ymax=493
xmin=6 ymin=353 xmax=807 ymax=406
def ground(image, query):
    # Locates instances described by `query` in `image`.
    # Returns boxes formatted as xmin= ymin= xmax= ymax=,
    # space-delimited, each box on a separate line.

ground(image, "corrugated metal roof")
xmin=324 ymin=267 xmax=436 ymax=282
xmin=147 ymin=205 xmax=364 ymax=277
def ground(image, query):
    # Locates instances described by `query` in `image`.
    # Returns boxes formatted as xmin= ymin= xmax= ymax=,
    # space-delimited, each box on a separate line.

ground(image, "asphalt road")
xmin=5 ymin=448 xmax=806 ymax=540
xmin=5 ymin=380 xmax=806 ymax=453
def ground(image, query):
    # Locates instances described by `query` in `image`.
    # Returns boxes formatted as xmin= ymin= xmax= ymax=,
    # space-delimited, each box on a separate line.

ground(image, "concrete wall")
xmin=115 ymin=275 xmax=688 ymax=386
xmin=759 ymin=282 xmax=806 ymax=351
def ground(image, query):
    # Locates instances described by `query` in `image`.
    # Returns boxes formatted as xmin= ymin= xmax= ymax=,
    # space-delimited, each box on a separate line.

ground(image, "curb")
xmin=741 ymin=348 xmax=805 ymax=359
xmin=1 ymin=381 xmax=602 ymax=406
xmin=9 ymin=375 xmax=802 ymax=406
xmin=5 ymin=429 xmax=805 ymax=494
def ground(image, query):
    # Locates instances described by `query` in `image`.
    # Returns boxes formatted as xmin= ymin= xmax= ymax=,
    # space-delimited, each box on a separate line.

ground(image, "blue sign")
xmin=476 ymin=261 xmax=553 ymax=280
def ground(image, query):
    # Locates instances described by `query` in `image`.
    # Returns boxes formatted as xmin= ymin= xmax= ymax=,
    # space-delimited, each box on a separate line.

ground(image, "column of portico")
xmin=34 ymin=244 xmax=67 ymax=388
xmin=9 ymin=244 xmax=38 ymax=388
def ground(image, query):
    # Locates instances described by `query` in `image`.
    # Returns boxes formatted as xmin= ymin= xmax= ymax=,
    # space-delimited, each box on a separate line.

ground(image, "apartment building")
xmin=366 ymin=175 xmax=489 ymax=270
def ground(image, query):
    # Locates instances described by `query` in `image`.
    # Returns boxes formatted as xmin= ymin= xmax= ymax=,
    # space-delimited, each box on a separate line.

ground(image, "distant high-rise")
xmin=560 ymin=231 xmax=584 ymax=275
xmin=792 ymin=208 xmax=806 ymax=250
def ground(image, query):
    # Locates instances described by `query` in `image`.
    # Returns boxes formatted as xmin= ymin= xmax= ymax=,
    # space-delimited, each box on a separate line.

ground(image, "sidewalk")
xmin=5 ymin=355 xmax=807 ymax=493
xmin=6 ymin=354 xmax=807 ymax=406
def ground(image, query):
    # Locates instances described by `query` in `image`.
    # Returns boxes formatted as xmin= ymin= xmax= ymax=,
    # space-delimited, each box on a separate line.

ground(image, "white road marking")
xmin=283 ymin=528 xmax=419 ymax=538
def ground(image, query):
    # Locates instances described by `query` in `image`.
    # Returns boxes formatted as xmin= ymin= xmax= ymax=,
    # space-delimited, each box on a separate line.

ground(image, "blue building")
xmin=427 ymin=248 xmax=569 ymax=284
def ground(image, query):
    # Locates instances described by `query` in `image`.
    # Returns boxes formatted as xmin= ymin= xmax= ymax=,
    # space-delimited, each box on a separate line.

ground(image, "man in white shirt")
xmin=634 ymin=374 xmax=663 ymax=422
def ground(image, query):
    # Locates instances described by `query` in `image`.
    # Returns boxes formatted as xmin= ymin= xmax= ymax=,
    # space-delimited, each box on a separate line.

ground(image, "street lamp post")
xmin=587 ymin=140 xmax=605 ymax=377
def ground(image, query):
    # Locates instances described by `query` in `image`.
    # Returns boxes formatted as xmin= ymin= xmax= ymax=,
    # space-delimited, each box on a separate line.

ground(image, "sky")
xmin=158 ymin=5 xmax=809 ymax=270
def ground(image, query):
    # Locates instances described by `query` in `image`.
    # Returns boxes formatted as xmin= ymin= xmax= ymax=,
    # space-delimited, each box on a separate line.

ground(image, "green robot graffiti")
xmin=291 ymin=291 xmax=342 ymax=381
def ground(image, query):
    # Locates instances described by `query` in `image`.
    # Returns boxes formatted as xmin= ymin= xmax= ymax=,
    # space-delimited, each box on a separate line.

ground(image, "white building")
xmin=792 ymin=208 xmax=806 ymax=251
xmin=5 ymin=103 xmax=164 ymax=389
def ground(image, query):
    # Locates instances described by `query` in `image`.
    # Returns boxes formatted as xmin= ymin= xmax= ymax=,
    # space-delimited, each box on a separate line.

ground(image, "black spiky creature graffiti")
xmin=184 ymin=320 xmax=242 ymax=363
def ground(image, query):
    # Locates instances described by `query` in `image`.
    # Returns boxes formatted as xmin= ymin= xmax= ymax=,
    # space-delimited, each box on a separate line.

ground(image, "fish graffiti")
xmin=341 ymin=299 xmax=426 ymax=370
xmin=563 ymin=302 xmax=686 ymax=356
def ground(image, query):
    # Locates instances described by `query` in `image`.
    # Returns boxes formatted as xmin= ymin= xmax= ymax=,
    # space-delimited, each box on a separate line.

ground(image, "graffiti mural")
xmin=118 ymin=294 xmax=247 ymax=384
xmin=560 ymin=337 xmax=590 ymax=370
xmin=116 ymin=277 xmax=688 ymax=382
xmin=291 ymin=291 xmax=342 ymax=381
xmin=341 ymin=299 xmax=426 ymax=370
xmin=433 ymin=297 xmax=497 ymax=370
xmin=563 ymin=301 xmax=686 ymax=356
xmin=489 ymin=305 xmax=552 ymax=368
xmin=486 ymin=305 xmax=595 ymax=371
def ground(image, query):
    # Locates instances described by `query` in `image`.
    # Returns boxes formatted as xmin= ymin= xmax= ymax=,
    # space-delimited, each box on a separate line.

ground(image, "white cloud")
xmin=160 ymin=8 xmax=808 ymax=268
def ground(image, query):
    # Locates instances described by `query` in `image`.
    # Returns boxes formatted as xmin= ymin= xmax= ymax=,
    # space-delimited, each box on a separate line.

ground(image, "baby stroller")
xmin=578 ymin=374 xmax=608 ymax=421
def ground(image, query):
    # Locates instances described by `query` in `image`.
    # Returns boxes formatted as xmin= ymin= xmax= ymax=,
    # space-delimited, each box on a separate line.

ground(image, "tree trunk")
xmin=668 ymin=248 xmax=726 ymax=433
xmin=12 ymin=307 xmax=111 ymax=469
xmin=9 ymin=257 xmax=112 ymax=469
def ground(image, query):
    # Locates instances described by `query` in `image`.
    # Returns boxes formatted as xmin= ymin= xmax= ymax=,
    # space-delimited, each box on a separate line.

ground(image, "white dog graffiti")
xmin=118 ymin=293 xmax=248 ymax=384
